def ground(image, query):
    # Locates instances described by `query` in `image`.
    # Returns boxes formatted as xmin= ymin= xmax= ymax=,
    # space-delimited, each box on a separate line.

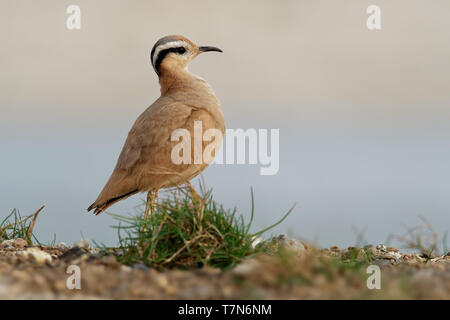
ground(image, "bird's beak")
xmin=198 ymin=46 xmax=223 ymax=53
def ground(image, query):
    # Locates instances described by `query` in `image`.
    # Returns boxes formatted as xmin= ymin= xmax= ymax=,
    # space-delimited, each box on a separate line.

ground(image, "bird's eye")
xmin=177 ymin=47 xmax=186 ymax=54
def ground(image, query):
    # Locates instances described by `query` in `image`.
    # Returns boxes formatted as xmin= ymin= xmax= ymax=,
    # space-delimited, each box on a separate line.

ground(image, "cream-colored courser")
xmin=88 ymin=35 xmax=225 ymax=216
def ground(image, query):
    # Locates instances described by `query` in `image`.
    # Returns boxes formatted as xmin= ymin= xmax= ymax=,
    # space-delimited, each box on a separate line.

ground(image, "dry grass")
xmin=0 ymin=206 xmax=45 ymax=243
xmin=98 ymin=186 xmax=294 ymax=270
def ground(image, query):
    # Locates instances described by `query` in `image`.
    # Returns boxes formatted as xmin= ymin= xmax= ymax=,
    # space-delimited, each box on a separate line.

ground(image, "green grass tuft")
xmin=0 ymin=206 xmax=44 ymax=244
xmin=101 ymin=187 xmax=294 ymax=270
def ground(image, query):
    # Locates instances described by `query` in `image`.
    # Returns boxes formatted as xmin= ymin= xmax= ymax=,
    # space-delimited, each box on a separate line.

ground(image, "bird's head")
xmin=150 ymin=35 xmax=222 ymax=76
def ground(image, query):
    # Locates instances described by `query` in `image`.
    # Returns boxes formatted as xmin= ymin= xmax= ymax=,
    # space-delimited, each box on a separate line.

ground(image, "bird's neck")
xmin=158 ymin=67 xmax=198 ymax=95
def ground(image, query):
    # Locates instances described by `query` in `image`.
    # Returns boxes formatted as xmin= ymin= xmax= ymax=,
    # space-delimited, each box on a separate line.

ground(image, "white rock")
xmin=88 ymin=247 xmax=100 ymax=254
xmin=251 ymin=236 xmax=264 ymax=248
xmin=121 ymin=265 xmax=132 ymax=272
xmin=56 ymin=242 xmax=68 ymax=249
xmin=1 ymin=240 xmax=14 ymax=246
xmin=284 ymin=239 xmax=306 ymax=252
xmin=384 ymin=251 xmax=402 ymax=260
xmin=74 ymin=239 xmax=90 ymax=249
xmin=233 ymin=259 xmax=261 ymax=276
xmin=275 ymin=235 xmax=306 ymax=253
xmin=18 ymin=248 xmax=52 ymax=265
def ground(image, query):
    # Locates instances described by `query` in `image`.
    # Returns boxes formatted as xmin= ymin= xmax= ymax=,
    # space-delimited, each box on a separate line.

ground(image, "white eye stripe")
xmin=152 ymin=41 xmax=189 ymax=68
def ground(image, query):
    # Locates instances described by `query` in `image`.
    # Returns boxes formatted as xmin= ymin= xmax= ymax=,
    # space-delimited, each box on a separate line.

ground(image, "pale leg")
xmin=142 ymin=189 xmax=158 ymax=232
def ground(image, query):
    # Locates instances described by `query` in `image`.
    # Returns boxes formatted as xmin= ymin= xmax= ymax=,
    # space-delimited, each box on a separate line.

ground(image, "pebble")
xmin=285 ymin=239 xmax=306 ymax=252
xmin=273 ymin=235 xmax=307 ymax=253
xmin=59 ymin=247 xmax=86 ymax=262
xmin=120 ymin=265 xmax=132 ymax=272
xmin=55 ymin=242 xmax=68 ymax=249
xmin=251 ymin=236 xmax=264 ymax=248
xmin=232 ymin=258 xmax=261 ymax=276
xmin=195 ymin=266 xmax=221 ymax=276
xmin=0 ymin=240 xmax=14 ymax=247
xmin=131 ymin=263 xmax=150 ymax=272
xmin=341 ymin=247 xmax=367 ymax=261
xmin=374 ymin=258 xmax=395 ymax=267
xmin=74 ymin=239 xmax=90 ymax=249
xmin=1 ymin=238 xmax=28 ymax=249
xmin=18 ymin=248 xmax=52 ymax=265
xmin=382 ymin=251 xmax=402 ymax=260
xmin=12 ymin=239 xmax=28 ymax=249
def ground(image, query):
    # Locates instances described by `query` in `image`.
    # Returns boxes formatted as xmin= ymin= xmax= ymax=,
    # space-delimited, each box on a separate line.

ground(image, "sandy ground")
xmin=0 ymin=238 xmax=449 ymax=299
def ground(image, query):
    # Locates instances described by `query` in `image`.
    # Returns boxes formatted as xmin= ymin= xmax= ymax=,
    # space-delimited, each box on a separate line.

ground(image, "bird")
xmin=87 ymin=35 xmax=225 ymax=220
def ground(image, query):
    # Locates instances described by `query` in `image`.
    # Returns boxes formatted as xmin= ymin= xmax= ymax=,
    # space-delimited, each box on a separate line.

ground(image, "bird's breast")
xmin=167 ymin=76 xmax=225 ymax=130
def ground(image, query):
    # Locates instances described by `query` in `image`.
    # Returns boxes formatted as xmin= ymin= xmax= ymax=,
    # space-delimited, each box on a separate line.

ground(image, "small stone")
xmin=356 ymin=248 xmax=367 ymax=261
xmin=179 ymin=285 xmax=214 ymax=299
xmin=386 ymin=247 xmax=399 ymax=252
xmin=18 ymin=248 xmax=52 ymax=265
xmin=402 ymin=254 xmax=413 ymax=261
xmin=376 ymin=244 xmax=387 ymax=253
xmin=154 ymin=274 xmax=169 ymax=289
xmin=330 ymin=246 xmax=340 ymax=252
xmin=273 ymin=235 xmax=307 ymax=253
xmin=368 ymin=248 xmax=378 ymax=258
xmin=251 ymin=236 xmax=264 ymax=248
xmin=120 ymin=265 xmax=132 ymax=272
xmin=0 ymin=240 xmax=14 ymax=247
xmin=284 ymin=239 xmax=306 ymax=252
xmin=97 ymin=255 xmax=120 ymax=268
xmin=88 ymin=247 xmax=100 ymax=255
xmin=86 ymin=253 xmax=103 ymax=262
xmin=233 ymin=258 xmax=261 ymax=276
xmin=12 ymin=238 xmax=28 ymax=249
xmin=414 ymin=254 xmax=426 ymax=262
xmin=196 ymin=266 xmax=221 ymax=276
xmin=56 ymin=242 xmax=68 ymax=249
xmin=131 ymin=263 xmax=150 ymax=272
xmin=74 ymin=239 xmax=90 ymax=249
xmin=374 ymin=258 xmax=394 ymax=267
xmin=59 ymin=247 xmax=87 ymax=262
xmin=383 ymin=251 xmax=402 ymax=260
xmin=341 ymin=247 xmax=367 ymax=261
xmin=430 ymin=257 xmax=444 ymax=263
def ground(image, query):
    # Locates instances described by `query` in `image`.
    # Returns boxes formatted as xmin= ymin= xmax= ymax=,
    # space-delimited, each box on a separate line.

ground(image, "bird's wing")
xmin=88 ymin=97 xmax=197 ymax=214
xmin=116 ymin=98 xmax=195 ymax=171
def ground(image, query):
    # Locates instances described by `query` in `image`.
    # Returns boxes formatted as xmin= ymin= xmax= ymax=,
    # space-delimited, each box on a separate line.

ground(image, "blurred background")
xmin=1 ymin=0 xmax=449 ymax=248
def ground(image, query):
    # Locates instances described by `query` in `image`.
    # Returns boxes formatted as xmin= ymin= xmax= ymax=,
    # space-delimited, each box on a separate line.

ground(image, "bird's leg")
xmin=190 ymin=188 xmax=202 ymax=203
xmin=186 ymin=182 xmax=206 ymax=221
xmin=186 ymin=182 xmax=202 ymax=203
xmin=143 ymin=191 xmax=152 ymax=222
xmin=141 ymin=190 xmax=158 ymax=233
xmin=151 ymin=189 xmax=158 ymax=215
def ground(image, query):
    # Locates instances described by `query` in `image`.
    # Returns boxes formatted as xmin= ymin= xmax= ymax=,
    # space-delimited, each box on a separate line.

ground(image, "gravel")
xmin=0 ymin=237 xmax=448 ymax=299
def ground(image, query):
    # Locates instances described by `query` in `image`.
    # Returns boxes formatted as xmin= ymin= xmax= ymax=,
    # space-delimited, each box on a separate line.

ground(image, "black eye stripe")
xmin=152 ymin=46 xmax=186 ymax=75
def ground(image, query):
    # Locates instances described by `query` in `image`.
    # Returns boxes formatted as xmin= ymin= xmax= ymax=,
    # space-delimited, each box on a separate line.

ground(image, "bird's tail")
xmin=87 ymin=189 xmax=139 ymax=215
